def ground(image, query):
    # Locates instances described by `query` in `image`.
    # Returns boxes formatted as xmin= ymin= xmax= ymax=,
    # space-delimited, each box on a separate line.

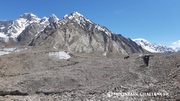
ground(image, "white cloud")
xmin=171 ymin=40 xmax=180 ymax=51
xmin=172 ymin=42 xmax=177 ymax=44
xmin=172 ymin=40 xmax=180 ymax=46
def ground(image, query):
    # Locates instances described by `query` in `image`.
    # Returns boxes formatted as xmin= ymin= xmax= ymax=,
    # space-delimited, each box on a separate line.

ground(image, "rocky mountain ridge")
xmin=29 ymin=12 xmax=147 ymax=55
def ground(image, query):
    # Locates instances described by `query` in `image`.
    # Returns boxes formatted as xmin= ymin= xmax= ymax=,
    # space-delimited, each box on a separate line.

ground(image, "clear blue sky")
xmin=0 ymin=0 xmax=180 ymax=47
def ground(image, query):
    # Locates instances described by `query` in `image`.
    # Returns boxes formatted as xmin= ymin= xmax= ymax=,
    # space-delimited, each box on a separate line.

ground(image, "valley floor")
xmin=0 ymin=47 xmax=179 ymax=101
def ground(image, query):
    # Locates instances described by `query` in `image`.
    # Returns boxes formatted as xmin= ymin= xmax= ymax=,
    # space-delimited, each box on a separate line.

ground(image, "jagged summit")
xmin=62 ymin=12 xmax=93 ymax=24
xmin=64 ymin=12 xmax=83 ymax=18
xmin=48 ymin=14 xmax=59 ymax=23
xmin=69 ymin=12 xmax=84 ymax=17
xmin=18 ymin=13 xmax=40 ymax=21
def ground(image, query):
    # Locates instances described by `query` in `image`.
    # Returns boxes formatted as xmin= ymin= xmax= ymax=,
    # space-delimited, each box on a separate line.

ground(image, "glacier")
xmin=0 ymin=47 xmax=28 ymax=56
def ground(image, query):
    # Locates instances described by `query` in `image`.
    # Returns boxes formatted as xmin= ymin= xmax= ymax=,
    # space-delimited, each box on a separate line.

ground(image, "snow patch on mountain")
xmin=0 ymin=32 xmax=9 ymax=42
xmin=0 ymin=27 xmax=5 ymax=30
xmin=102 ymin=52 xmax=107 ymax=56
xmin=95 ymin=25 xmax=112 ymax=37
xmin=40 ymin=17 xmax=49 ymax=24
xmin=47 ymin=51 xmax=71 ymax=59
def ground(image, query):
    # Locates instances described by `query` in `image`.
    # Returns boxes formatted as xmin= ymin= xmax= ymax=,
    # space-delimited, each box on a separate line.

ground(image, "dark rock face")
xmin=29 ymin=12 xmax=147 ymax=55
xmin=0 ymin=20 xmax=14 ymax=44
xmin=17 ymin=23 xmax=45 ymax=46
xmin=17 ymin=14 xmax=59 ymax=46
xmin=116 ymin=34 xmax=145 ymax=54
xmin=0 ymin=20 xmax=13 ymax=32
xmin=48 ymin=14 xmax=59 ymax=23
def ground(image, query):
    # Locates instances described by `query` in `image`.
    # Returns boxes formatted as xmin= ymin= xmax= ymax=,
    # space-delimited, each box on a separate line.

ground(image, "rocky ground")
xmin=0 ymin=47 xmax=179 ymax=101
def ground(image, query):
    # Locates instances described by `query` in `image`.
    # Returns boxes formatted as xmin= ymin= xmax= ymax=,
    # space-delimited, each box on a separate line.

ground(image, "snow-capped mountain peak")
xmin=6 ymin=13 xmax=41 ymax=39
xmin=0 ymin=13 xmax=60 ymax=43
xmin=60 ymin=12 xmax=113 ymax=37
xmin=71 ymin=12 xmax=84 ymax=17
xmin=66 ymin=12 xmax=84 ymax=18
xmin=133 ymin=38 xmax=149 ymax=43
xmin=133 ymin=38 xmax=175 ymax=54
xmin=133 ymin=38 xmax=152 ymax=47
xmin=18 ymin=13 xmax=41 ymax=22
xmin=63 ymin=12 xmax=94 ymax=24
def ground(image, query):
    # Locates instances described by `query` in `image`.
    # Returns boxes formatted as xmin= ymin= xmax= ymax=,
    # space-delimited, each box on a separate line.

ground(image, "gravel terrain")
xmin=0 ymin=47 xmax=179 ymax=101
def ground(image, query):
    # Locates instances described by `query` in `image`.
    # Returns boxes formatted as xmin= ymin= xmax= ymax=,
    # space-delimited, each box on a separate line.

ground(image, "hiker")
xmin=143 ymin=54 xmax=149 ymax=66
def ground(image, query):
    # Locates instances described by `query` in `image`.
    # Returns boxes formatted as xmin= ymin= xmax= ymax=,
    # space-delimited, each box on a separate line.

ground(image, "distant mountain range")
xmin=133 ymin=38 xmax=180 ymax=54
xmin=0 ymin=13 xmax=59 ymax=46
xmin=2 ymin=12 xmax=179 ymax=55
